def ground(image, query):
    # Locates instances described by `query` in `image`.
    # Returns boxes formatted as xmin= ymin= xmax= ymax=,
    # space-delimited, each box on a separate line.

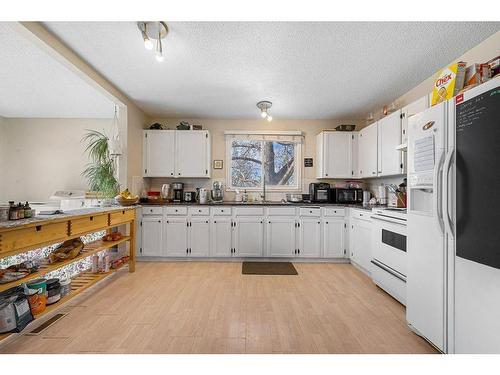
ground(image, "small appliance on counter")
xmin=172 ymin=182 xmax=184 ymax=202
xmin=286 ymin=193 xmax=303 ymax=203
xmin=196 ymin=188 xmax=208 ymax=204
xmin=161 ymin=184 xmax=170 ymax=200
xmin=362 ymin=191 xmax=371 ymax=206
xmin=330 ymin=188 xmax=363 ymax=204
xmin=211 ymin=181 xmax=224 ymax=203
xmin=309 ymin=183 xmax=330 ymax=203
xmin=183 ymin=191 xmax=195 ymax=203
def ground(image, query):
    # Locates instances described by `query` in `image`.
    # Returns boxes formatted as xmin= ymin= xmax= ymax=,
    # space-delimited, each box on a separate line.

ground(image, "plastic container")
xmin=46 ymin=278 xmax=61 ymax=305
xmin=59 ymin=278 xmax=72 ymax=298
xmin=26 ymin=278 xmax=47 ymax=314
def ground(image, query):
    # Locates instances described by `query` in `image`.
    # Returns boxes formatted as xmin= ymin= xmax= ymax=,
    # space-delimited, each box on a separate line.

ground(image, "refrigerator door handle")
xmin=443 ymin=149 xmax=455 ymax=237
xmin=434 ymin=151 xmax=445 ymax=234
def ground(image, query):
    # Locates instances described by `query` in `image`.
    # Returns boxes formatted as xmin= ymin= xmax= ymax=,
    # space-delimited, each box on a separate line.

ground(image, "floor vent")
xmin=27 ymin=313 xmax=66 ymax=335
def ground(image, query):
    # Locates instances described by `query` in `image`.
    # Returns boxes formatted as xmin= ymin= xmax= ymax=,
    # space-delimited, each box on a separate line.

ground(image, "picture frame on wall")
xmin=213 ymin=160 xmax=223 ymax=169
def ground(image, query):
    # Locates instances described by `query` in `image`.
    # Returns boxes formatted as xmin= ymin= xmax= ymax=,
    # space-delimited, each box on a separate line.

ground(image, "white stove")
xmin=370 ymin=207 xmax=407 ymax=305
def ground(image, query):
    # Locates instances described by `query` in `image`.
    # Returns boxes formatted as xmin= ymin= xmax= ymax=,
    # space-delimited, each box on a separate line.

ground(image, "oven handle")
xmin=371 ymin=260 xmax=406 ymax=282
xmin=371 ymin=215 xmax=406 ymax=226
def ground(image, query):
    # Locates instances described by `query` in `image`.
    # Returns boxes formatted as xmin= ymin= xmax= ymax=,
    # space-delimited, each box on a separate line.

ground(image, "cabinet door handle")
xmin=318 ymin=221 xmax=320 ymax=224
xmin=326 ymin=221 xmax=329 ymax=224
xmin=178 ymin=173 xmax=181 ymax=176
xmin=171 ymin=173 xmax=173 ymax=176
xmin=158 ymin=220 xmax=161 ymax=223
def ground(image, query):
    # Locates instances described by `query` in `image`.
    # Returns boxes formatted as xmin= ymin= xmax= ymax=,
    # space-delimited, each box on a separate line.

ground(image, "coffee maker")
xmin=172 ymin=182 xmax=184 ymax=202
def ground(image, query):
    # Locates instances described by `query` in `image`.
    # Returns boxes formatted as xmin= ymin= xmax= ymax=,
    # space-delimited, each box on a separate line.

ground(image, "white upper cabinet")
xmin=143 ymin=130 xmax=211 ymax=178
xmin=316 ymin=131 xmax=355 ymax=179
xmin=358 ymin=122 xmax=378 ymax=178
xmin=143 ymin=130 xmax=175 ymax=177
xmin=401 ymin=95 xmax=429 ymax=145
xmin=377 ymin=110 xmax=402 ymax=177
xmin=175 ymin=131 xmax=211 ymax=178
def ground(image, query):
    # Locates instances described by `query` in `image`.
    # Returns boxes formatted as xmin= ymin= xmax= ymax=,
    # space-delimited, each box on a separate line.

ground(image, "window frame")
xmin=225 ymin=135 xmax=302 ymax=192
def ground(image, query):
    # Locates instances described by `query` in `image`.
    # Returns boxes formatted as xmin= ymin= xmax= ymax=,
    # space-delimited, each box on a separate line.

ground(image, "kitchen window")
xmin=225 ymin=131 xmax=303 ymax=191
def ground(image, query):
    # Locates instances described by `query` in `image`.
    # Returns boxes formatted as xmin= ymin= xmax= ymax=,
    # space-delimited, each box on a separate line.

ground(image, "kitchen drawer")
xmin=189 ymin=207 xmax=210 ymax=216
xmin=323 ymin=207 xmax=345 ymax=217
xmin=351 ymin=209 xmax=371 ymax=221
xmin=70 ymin=214 xmax=108 ymax=236
xmin=165 ymin=206 xmax=188 ymax=216
xmin=371 ymin=260 xmax=406 ymax=306
xmin=0 ymin=222 xmax=69 ymax=254
xmin=299 ymin=207 xmax=321 ymax=217
xmin=267 ymin=207 xmax=297 ymax=216
xmin=212 ymin=207 xmax=231 ymax=216
xmin=109 ymin=209 xmax=135 ymax=226
xmin=234 ymin=207 xmax=264 ymax=216
xmin=142 ymin=206 xmax=163 ymax=216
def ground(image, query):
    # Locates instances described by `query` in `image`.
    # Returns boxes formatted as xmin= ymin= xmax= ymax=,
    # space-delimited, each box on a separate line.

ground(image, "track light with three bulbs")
xmin=137 ymin=21 xmax=168 ymax=62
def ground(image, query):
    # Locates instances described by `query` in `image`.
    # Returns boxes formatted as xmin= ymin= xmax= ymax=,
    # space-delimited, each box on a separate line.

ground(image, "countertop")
xmin=0 ymin=206 xmax=136 ymax=231
xmin=139 ymin=201 xmax=379 ymax=211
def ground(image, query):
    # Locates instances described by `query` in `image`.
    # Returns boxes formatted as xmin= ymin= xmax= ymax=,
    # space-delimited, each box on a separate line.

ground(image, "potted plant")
xmin=81 ymin=130 xmax=119 ymax=206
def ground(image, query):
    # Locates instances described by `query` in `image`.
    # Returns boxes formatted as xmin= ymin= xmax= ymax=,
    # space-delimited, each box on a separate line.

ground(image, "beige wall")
xmin=145 ymin=118 xmax=364 ymax=200
xmin=0 ymin=118 xmax=113 ymax=203
xmin=17 ymin=22 xmax=150 ymax=190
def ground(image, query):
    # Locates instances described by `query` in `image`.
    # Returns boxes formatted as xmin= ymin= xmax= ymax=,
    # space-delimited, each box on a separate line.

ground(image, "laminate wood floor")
xmin=0 ymin=262 xmax=437 ymax=354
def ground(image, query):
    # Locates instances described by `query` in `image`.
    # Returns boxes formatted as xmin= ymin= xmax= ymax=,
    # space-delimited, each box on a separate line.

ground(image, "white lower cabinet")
xmin=234 ymin=217 xmax=264 ymax=257
xmin=350 ymin=216 xmax=372 ymax=273
xmin=141 ymin=216 xmax=163 ymax=256
xmin=298 ymin=218 xmax=322 ymax=257
xmin=140 ymin=206 xmax=365 ymax=260
xmin=189 ymin=218 xmax=210 ymax=257
xmin=323 ymin=218 xmax=345 ymax=257
xmin=211 ymin=218 xmax=233 ymax=257
xmin=266 ymin=218 xmax=296 ymax=257
xmin=165 ymin=217 xmax=188 ymax=256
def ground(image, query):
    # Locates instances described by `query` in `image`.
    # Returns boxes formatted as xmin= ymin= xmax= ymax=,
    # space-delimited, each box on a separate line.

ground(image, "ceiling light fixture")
xmin=137 ymin=21 xmax=169 ymax=62
xmin=257 ymin=101 xmax=273 ymax=122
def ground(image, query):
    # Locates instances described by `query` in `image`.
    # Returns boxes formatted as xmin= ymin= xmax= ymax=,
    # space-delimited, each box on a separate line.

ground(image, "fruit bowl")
xmin=115 ymin=196 xmax=139 ymax=206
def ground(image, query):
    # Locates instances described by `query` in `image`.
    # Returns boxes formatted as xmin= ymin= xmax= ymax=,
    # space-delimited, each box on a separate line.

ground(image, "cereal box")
xmin=431 ymin=61 xmax=467 ymax=106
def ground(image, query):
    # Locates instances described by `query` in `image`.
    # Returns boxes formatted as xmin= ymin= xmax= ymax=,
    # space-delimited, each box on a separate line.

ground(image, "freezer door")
xmin=455 ymin=81 xmax=500 ymax=268
xmin=453 ymin=78 xmax=500 ymax=353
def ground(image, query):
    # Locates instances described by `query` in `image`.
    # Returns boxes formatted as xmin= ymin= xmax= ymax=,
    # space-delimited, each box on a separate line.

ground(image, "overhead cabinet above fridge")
xmin=143 ymin=130 xmax=211 ymax=178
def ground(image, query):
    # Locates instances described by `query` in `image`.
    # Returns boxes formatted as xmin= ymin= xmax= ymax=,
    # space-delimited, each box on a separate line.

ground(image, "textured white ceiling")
xmin=0 ymin=23 xmax=115 ymax=118
xmin=44 ymin=22 xmax=499 ymax=120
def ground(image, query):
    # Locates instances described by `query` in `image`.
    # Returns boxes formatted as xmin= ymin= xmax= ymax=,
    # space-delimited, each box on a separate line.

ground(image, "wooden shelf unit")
xmin=0 ymin=236 xmax=130 ymax=293
xmin=0 ymin=263 xmax=128 ymax=343
xmin=0 ymin=207 xmax=137 ymax=344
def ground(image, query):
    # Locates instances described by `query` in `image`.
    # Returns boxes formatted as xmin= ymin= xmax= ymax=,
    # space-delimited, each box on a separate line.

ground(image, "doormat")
xmin=242 ymin=261 xmax=298 ymax=275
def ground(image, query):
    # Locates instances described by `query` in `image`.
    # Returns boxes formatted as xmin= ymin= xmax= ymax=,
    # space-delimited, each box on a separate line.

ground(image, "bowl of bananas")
xmin=115 ymin=189 xmax=139 ymax=206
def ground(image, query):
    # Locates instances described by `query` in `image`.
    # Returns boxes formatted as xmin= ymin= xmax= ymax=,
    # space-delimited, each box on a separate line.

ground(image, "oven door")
xmin=371 ymin=214 xmax=407 ymax=277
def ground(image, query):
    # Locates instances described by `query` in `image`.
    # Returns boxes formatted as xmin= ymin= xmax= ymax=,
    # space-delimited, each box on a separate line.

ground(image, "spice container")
xmin=0 ymin=206 xmax=9 ymax=221
xmin=59 ymin=278 xmax=72 ymax=298
xmin=46 ymin=279 xmax=61 ymax=305
xmin=8 ymin=201 xmax=18 ymax=220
